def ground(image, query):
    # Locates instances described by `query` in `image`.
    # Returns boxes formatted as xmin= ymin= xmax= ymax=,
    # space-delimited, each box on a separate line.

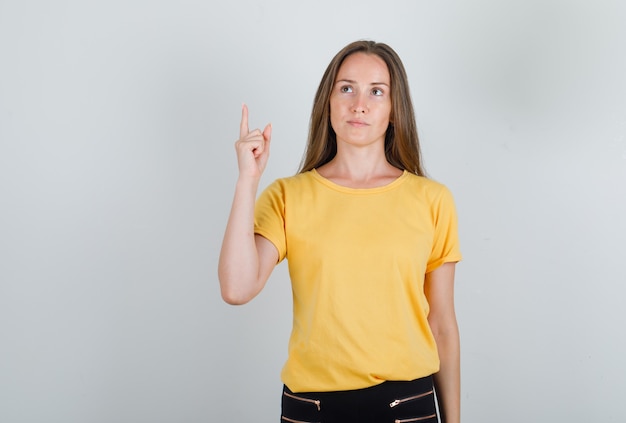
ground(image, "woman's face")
xmin=329 ymin=53 xmax=392 ymax=150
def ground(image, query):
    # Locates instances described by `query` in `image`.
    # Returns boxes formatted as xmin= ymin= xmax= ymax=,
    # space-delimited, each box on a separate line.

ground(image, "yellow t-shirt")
xmin=254 ymin=169 xmax=462 ymax=393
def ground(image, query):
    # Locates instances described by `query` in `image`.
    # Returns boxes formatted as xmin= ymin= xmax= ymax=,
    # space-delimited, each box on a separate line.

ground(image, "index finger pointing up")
xmin=240 ymin=103 xmax=249 ymax=139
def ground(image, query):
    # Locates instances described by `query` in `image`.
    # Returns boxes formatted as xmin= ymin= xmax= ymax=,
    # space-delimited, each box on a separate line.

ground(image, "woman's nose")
xmin=352 ymin=94 xmax=368 ymax=113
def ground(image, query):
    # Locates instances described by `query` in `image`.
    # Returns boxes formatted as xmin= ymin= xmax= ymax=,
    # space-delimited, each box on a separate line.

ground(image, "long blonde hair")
xmin=298 ymin=40 xmax=425 ymax=176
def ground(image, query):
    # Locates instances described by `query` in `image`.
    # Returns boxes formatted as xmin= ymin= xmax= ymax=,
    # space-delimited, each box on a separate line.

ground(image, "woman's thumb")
xmin=263 ymin=123 xmax=272 ymax=142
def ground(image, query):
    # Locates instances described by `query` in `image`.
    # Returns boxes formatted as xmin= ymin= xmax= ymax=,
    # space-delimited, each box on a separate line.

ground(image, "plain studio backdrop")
xmin=1 ymin=0 xmax=625 ymax=422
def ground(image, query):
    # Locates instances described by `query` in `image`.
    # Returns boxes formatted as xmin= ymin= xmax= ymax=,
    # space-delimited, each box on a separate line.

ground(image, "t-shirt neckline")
xmin=310 ymin=168 xmax=409 ymax=194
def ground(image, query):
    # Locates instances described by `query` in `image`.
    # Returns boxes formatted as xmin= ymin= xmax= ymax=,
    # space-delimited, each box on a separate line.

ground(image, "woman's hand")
xmin=235 ymin=104 xmax=272 ymax=180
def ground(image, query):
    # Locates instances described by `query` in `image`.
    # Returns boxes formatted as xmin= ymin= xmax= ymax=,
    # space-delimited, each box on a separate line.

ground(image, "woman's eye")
xmin=340 ymin=86 xmax=353 ymax=93
xmin=372 ymin=88 xmax=383 ymax=96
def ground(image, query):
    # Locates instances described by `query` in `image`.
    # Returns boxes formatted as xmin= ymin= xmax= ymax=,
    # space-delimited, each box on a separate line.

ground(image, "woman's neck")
xmin=316 ymin=152 xmax=403 ymax=189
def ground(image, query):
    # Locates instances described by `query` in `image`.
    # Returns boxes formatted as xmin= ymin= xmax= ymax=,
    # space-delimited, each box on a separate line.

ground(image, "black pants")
xmin=280 ymin=375 xmax=438 ymax=423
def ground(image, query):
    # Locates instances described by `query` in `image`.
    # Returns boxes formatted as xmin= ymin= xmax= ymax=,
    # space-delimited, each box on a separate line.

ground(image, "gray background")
xmin=1 ymin=0 xmax=625 ymax=422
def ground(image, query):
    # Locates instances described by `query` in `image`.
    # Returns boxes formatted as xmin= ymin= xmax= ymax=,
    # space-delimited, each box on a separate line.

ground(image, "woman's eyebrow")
xmin=335 ymin=78 xmax=390 ymax=86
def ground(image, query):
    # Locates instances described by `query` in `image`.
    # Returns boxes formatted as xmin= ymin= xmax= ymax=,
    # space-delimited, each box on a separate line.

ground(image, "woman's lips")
xmin=347 ymin=120 xmax=369 ymax=127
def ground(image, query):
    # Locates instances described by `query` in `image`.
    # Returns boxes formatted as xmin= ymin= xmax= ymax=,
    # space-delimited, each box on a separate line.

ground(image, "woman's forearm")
xmin=432 ymin=324 xmax=461 ymax=423
xmin=218 ymin=176 xmax=263 ymax=304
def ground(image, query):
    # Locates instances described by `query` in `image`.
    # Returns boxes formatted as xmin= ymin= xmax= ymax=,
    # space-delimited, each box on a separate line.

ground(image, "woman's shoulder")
xmin=400 ymin=175 xmax=459 ymax=215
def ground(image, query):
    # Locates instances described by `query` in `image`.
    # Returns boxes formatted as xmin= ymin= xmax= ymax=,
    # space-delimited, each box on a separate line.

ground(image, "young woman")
xmin=219 ymin=40 xmax=462 ymax=423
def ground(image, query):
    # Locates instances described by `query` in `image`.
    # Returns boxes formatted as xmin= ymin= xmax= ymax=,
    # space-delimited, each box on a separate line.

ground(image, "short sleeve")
xmin=254 ymin=179 xmax=287 ymax=262
xmin=426 ymin=186 xmax=462 ymax=273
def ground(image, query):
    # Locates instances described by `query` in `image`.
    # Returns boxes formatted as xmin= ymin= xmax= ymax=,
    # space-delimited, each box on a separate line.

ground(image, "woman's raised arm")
xmin=218 ymin=105 xmax=278 ymax=305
